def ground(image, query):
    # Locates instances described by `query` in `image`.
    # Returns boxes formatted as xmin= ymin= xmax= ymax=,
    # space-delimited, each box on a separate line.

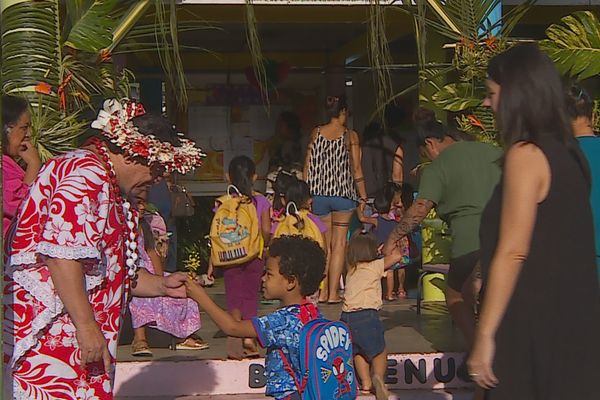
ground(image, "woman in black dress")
xmin=468 ymin=44 xmax=600 ymax=399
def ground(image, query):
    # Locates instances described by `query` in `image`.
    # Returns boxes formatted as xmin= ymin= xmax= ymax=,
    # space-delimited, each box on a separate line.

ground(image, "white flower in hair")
xmin=91 ymin=98 xmax=206 ymax=174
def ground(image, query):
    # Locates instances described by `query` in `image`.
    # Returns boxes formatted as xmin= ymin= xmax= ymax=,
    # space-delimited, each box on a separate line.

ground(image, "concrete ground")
xmin=115 ymin=279 xmax=470 ymax=399
xmin=117 ymin=279 xmax=466 ymax=362
xmin=118 ymin=388 xmax=473 ymax=399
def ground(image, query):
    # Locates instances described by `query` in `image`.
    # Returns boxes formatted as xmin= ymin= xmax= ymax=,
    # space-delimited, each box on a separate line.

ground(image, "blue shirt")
xmin=252 ymin=305 xmax=319 ymax=399
xmin=577 ymin=136 xmax=600 ymax=266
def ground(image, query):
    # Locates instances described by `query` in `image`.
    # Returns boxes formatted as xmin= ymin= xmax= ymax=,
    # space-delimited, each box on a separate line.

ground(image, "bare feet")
xmin=372 ymin=375 xmax=391 ymax=400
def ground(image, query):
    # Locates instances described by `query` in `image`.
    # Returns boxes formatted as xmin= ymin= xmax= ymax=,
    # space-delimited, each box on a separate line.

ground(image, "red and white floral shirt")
xmin=4 ymin=149 xmax=129 ymax=400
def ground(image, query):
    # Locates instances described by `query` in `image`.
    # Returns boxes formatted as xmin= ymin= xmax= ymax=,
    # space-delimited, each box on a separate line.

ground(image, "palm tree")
xmin=1 ymin=0 xmax=209 ymax=159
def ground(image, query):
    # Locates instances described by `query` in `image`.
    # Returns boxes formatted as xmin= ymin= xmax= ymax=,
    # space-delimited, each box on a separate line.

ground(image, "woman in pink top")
xmin=2 ymin=95 xmax=41 ymax=237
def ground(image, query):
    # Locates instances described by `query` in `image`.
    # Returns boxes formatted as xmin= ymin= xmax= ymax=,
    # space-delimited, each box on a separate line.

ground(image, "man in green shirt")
xmin=385 ymin=110 xmax=502 ymax=350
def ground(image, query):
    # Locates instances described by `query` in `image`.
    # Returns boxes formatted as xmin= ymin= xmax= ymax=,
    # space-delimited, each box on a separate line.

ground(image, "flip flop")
xmin=175 ymin=338 xmax=210 ymax=350
xmin=131 ymin=341 xmax=153 ymax=357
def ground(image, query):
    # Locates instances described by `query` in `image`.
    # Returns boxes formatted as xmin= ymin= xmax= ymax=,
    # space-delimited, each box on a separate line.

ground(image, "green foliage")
xmin=64 ymin=0 xmax=127 ymax=53
xmin=2 ymin=0 xmax=202 ymax=157
xmin=540 ymin=11 xmax=600 ymax=81
xmin=29 ymin=98 xmax=88 ymax=161
xmin=416 ymin=0 xmax=533 ymax=144
xmin=431 ymin=83 xmax=481 ymax=112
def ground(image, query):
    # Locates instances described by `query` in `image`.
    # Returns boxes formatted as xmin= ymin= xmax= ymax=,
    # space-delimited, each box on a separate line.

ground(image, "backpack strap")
xmin=278 ymin=348 xmax=306 ymax=395
xmin=277 ymin=302 xmax=318 ymax=395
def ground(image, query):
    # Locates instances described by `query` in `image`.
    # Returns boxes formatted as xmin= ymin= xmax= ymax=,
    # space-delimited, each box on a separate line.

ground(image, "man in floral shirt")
xmin=3 ymin=99 xmax=204 ymax=400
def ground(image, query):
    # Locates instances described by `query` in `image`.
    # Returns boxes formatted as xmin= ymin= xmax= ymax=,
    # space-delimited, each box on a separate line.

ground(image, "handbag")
xmin=171 ymin=184 xmax=195 ymax=217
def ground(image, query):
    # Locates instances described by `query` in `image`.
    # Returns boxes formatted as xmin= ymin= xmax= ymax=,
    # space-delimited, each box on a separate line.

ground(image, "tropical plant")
xmin=540 ymin=11 xmax=600 ymax=81
xmin=540 ymin=10 xmax=600 ymax=133
xmin=414 ymin=0 xmax=535 ymax=144
xmin=1 ymin=0 xmax=210 ymax=160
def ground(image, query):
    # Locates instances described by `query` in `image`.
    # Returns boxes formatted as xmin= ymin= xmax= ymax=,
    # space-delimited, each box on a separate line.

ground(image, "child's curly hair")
xmin=268 ymin=235 xmax=325 ymax=296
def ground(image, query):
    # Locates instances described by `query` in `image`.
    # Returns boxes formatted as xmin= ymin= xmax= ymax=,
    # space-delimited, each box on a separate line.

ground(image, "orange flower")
xmin=58 ymin=73 xmax=73 ymax=110
xmin=467 ymin=115 xmax=485 ymax=130
xmin=485 ymin=35 xmax=497 ymax=49
xmin=34 ymin=82 xmax=53 ymax=95
xmin=98 ymin=49 xmax=112 ymax=63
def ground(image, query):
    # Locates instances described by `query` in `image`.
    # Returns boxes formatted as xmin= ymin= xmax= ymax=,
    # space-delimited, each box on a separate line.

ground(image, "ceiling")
xmin=128 ymin=4 xmax=598 ymax=73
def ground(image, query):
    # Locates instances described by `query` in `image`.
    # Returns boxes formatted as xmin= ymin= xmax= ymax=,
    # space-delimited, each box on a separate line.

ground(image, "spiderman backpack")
xmin=279 ymin=303 xmax=357 ymax=400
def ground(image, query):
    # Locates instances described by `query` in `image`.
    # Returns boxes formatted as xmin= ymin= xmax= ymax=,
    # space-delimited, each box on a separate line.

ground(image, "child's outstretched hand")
xmin=185 ymin=275 xmax=206 ymax=300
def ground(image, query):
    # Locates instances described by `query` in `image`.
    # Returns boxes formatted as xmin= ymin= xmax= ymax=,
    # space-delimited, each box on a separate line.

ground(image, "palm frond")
xmin=64 ymin=0 xmax=130 ymax=53
xmin=432 ymin=83 xmax=481 ymax=112
xmin=154 ymin=0 xmax=188 ymax=110
xmin=1 ymin=0 xmax=61 ymax=112
xmin=498 ymin=0 xmax=535 ymax=38
xmin=540 ymin=11 xmax=600 ymax=80
xmin=30 ymin=96 xmax=88 ymax=161
xmin=244 ymin=0 xmax=269 ymax=108
xmin=368 ymin=1 xmax=394 ymax=122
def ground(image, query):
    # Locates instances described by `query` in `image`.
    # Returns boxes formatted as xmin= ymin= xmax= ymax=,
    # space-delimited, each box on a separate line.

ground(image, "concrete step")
xmin=117 ymin=388 xmax=473 ymax=399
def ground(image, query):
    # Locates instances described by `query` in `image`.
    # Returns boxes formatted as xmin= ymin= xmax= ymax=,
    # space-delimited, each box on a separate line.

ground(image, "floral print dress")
xmin=4 ymin=149 xmax=129 ymax=400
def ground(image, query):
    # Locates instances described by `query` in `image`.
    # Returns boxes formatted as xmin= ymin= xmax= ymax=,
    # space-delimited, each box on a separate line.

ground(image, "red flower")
xmin=131 ymin=141 xmax=150 ymax=157
xmin=35 ymin=82 xmax=53 ymax=95
xmin=467 ymin=115 xmax=485 ymax=130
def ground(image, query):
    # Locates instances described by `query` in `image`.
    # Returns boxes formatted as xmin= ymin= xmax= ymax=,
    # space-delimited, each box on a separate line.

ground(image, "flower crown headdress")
xmin=91 ymin=98 xmax=205 ymax=175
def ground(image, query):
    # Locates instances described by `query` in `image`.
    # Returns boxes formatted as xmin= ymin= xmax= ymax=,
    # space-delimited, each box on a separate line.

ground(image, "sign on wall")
xmin=114 ymin=353 xmax=472 ymax=397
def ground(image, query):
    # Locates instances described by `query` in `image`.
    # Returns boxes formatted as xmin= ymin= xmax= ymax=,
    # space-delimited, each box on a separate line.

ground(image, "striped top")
xmin=306 ymin=127 xmax=358 ymax=200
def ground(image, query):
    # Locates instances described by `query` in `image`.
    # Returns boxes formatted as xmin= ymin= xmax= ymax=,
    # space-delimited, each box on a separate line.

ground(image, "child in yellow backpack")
xmin=208 ymin=155 xmax=271 ymax=359
xmin=271 ymin=178 xmax=327 ymax=245
xmin=342 ymin=230 xmax=404 ymax=400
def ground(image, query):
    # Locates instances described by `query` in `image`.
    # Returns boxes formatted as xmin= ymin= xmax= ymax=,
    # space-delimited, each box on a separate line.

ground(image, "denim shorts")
xmin=312 ymin=195 xmax=357 ymax=216
xmin=340 ymin=309 xmax=385 ymax=361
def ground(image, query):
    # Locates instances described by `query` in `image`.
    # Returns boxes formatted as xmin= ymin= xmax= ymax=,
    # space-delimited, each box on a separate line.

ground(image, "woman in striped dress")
xmin=304 ymin=95 xmax=368 ymax=303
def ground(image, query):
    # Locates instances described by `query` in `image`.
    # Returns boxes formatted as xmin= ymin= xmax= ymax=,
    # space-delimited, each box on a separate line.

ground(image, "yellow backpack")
xmin=273 ymin=202 xmax=325 ymax=249
xmin=210 ymin=185 xmax=263 ymax=267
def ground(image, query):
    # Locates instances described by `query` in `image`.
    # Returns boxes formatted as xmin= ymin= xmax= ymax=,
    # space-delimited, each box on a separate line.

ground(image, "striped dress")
xmin=306 ymin=127 xmax=358 ymax=200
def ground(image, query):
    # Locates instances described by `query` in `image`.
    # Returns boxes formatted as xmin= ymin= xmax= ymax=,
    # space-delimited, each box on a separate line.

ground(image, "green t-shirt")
xmin=417 ymin=141 xmax=502 ymax=258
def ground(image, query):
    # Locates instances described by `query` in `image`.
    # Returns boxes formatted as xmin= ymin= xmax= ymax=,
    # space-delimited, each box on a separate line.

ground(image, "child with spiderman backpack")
xmin=342 ymin=230 xmax=404 ymax=400
xmin=208 ymin=155 xmax=271 ymax=360
xmin=186 ymin=236 xmax=357 ymax=400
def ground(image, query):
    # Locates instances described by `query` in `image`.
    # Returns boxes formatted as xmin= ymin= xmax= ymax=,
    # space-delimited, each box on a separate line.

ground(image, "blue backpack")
xmin=279 ymin=304 xmax=357 ymax=400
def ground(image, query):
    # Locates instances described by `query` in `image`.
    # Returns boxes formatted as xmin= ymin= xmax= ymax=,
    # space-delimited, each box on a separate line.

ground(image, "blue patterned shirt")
xmin=252 ymin=305 xmax=319 ymax=399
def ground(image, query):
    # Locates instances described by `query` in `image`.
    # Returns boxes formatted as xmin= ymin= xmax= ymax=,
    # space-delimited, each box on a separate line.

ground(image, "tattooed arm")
xmin=383 ymin=198 xmax=434 ymax=254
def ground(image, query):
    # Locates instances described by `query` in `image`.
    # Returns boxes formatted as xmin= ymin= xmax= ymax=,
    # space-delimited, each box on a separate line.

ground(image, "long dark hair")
xmin=285 ymin=179 xmax=311 ymax=210
xmin=487 ymin=43 xmax=573 ymax=146
xmin=272 ymin=170 xmax=298 ymax=211
xmin=228 ymin=155 xmax=256 ymax=198
xmin=2 ymin=95 xmax=29 ymax=154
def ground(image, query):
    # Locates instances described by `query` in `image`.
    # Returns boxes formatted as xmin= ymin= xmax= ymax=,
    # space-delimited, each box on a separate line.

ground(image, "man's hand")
xmin=383 ymin=198 xmax=434 ymax=254
xmin=75 ymin=321 xmax=111 ymax=373
xmin=162 ymin=272 xmax=188 ymax=298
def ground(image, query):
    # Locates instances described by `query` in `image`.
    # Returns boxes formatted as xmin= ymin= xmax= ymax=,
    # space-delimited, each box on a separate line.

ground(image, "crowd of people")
xmin=2 ymin=42 xmax=599 ymax=400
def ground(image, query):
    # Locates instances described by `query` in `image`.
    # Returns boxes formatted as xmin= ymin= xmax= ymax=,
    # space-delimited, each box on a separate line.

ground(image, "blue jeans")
xmin=312 ymin=195 xmax=356 ymax=216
